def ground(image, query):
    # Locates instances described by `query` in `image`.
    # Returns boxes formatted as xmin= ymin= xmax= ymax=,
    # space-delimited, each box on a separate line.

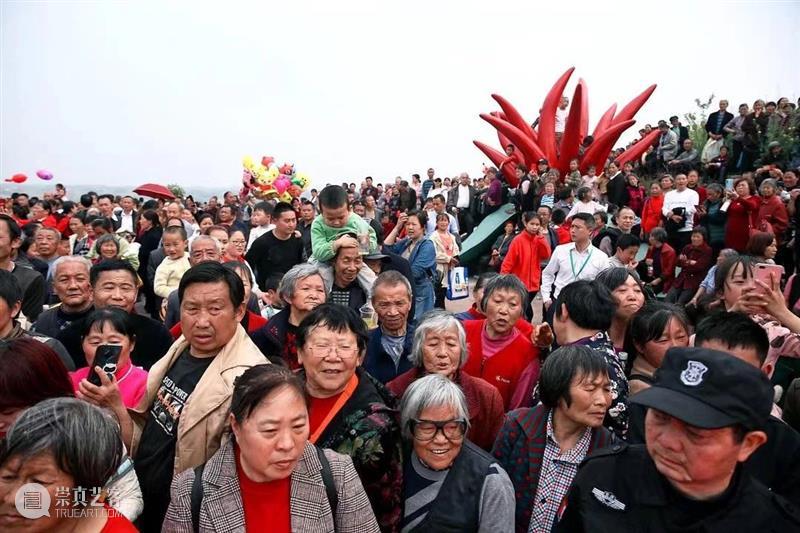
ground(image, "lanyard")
xmin=309 ymin=374 xmax=359 ymax=444
xmin=569 ymin=247 xmax=593 ymax=279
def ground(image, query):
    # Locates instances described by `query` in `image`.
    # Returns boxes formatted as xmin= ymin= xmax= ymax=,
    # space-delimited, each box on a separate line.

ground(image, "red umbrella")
xmin=133 ymin=183 xmax=176 ymax=200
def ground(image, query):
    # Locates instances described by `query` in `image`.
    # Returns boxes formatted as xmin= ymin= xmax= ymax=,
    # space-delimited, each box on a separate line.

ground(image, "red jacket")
xmin=725 ymin=195 xmax=759 ymax=251
xmin=462 ymin=319 xmax=539 ymax=410
xmin=500 ymin=231 xmax=551 ymax=292
xmin=170 ymin=310 xmax=267 ymax=340
xmin=673 ymin=243 xmax=713 ymax=290
xmin=641 ymin=195 xmax=664 ymax=234
xmin=387 ymin=368 xmax=504 ymax=451
xmin=757 ymin=195 xmax=789 ymax=245
xmin=555 ymin=222 xmax=571 ymax=244
xmin=645 ymin=243 xmax=677 ymax=293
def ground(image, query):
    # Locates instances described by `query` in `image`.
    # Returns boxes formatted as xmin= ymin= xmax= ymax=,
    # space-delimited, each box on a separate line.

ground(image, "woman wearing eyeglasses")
xmin=297 ymin=303 xmax=403 ymax=532
xmin=399 ymin=374 xmax=514 ymax=532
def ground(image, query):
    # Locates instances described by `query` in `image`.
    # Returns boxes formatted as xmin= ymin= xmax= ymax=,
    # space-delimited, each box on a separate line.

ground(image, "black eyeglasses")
xmin=409 ymin=418 xmax=467 ymax=442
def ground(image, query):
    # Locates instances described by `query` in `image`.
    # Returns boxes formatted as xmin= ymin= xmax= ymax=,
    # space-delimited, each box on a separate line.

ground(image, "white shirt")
xmin=425 ymin=210 xmax=459 ymax=235
xmin=456 ymin=185 xmax=471 ymax=208
xmin=428 ymin=187 xmax=446 ymax=200
xmin=119 ymin=211 xmax=135 ymax=233
xmin=246 ymin=224 xmax=275 ymax=251
xmin=555 ymin=107 xmax=568 ymax=133
xmin=567 ymin=200 xmax=606 ymax=218
xmin=540 ymin=242 xmax=610 ymax=301
xmin=662 ymin=188 xmax=699 ymax=232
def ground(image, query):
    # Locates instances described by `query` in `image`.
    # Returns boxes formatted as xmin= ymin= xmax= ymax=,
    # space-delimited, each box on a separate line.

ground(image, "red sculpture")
xmin=474 ymin=67 xmax=656 ymax=187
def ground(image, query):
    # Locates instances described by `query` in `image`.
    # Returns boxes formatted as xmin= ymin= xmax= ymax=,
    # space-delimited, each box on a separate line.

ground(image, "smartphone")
xmin=88 ymin=345 xmax=122 ymax=386
xmin=753 ymin=263 xmax=784 ymax=293
xmin=725 ymin=178 xmax=734 ymax=191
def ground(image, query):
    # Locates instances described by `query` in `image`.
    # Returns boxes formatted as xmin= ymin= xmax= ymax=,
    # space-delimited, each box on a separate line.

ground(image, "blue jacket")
xmin=383 ymin=237 xmax=436 ymax=292
xmin=363 ymin=325 xmax=415 ymax=384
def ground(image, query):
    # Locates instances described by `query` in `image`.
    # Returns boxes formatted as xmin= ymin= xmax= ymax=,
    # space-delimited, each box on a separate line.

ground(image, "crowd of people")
xmin=1 ymin=94 xmax=800 ymax=532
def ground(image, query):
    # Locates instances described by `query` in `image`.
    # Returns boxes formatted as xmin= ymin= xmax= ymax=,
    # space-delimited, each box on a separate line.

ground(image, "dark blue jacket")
xmin=383 ymin=237 xmax=435 ymax=293
xmin=363 ymin=325 xmax=415 ymax=384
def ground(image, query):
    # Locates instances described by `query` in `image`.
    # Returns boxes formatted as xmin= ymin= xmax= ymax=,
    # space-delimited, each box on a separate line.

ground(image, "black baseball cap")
xmin=537 ymin=158 xmax=548 ymax=165
xmin=631 ymin=347 xmax=773 ymax=430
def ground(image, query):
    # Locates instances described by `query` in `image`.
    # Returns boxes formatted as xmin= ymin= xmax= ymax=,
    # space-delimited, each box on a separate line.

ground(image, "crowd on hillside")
xmin=1 ymin=94 xmax=800 ymax=533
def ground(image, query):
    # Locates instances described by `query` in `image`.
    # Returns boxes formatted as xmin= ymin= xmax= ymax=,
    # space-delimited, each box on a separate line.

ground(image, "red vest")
xmin=463 ymin=319 xmax=538 ymax=410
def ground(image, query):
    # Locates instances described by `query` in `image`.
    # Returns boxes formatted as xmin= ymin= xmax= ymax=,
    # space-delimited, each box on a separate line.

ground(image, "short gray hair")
xmin=481 ymin=273 xmax=529 ymax=311
xmin=0 ymin=398 xmax=122 ymax=491
xmin=650 ymin=227 xmax=668 ymax=243
xmin=52 ymin=255 xmax=92 ymax=278
xmin=371 ymin=270 xmax=412 ymax=302
xmin=759 ymin=178 xmax=778 ymax=194
xmin=190 ymin=234 xmax=221 ymax=253
xmin=409 ymin=310 xmax=468 ymax=368
xmin=279 ymin=263 xmax=325 ymax=304
xmin=399 ymin=374 xmax=470 ymax=441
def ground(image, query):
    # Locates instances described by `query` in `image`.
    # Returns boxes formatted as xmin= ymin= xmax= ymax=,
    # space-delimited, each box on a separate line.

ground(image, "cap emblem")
xmin=680 ymin=360 xmax=708 ymax=387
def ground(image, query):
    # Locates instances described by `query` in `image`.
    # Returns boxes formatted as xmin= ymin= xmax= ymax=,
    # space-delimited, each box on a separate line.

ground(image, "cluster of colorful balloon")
xmin=4 ymin=169 xmax=54 ymax=184
xmin=240 ymin=156 xmax=310 ymax=202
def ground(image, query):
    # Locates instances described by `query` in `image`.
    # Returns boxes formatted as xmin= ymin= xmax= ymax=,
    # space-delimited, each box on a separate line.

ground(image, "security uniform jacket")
xmin=555 ymin=442 xmax=800 ymax=532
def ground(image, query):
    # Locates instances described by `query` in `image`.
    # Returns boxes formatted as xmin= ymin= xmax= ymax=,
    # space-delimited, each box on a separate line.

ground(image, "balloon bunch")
xmin=473 ymin=66 xmax=657 ymax=187
xmin=240 ymin=155 xmax=311 ymax=202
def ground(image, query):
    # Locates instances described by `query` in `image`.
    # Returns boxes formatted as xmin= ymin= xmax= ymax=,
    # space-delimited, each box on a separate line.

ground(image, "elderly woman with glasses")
xmin=399 ymin=374 xmax=514 ymax=532
xmin=462 ymin=274 xmax=540 ymax=410
xmin=297 ymin=303 xmax=403 ymax=532
xmin=0 ymin=398 xmax=138 ymax=531
xmin=252 ymin=263 xmax=327 ymax=369
xmin=387 ymin=311 xmax=504 ymax=451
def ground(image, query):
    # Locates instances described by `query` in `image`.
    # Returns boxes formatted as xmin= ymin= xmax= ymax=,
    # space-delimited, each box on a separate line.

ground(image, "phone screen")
xmin=88 ymin=345 xmax=122 ymax=386
xmin=725 ymin=178 xmax=734 ymax=191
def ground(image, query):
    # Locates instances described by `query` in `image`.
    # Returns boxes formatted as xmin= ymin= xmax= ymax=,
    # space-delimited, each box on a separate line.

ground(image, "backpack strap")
xmin=190 ymin=463 xmax=205 ymax=533
xmin=316 ymin=446 xmax=338 ymax=529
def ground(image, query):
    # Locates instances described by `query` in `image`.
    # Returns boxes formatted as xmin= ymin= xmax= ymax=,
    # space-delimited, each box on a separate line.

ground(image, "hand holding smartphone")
xmin=88 ymin=345 xmax=122 ymax=386
xmin=753 ymin=263 xmax=784 ymax=294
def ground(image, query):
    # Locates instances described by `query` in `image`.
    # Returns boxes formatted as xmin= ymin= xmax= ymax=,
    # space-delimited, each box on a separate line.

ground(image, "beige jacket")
xmin=129 ymin=324 xmax=268 ymax=473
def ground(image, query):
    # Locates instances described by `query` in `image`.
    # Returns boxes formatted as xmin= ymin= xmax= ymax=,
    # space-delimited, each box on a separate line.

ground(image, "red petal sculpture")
xmin=556 ymin=80 xmax=586 ymax=175
xmin=592 ymin=103 xmax=618 ymax=139
xmin=474 ymin=67 xmax=656 ymax=183
xmin=614 ymin=129 xmax=661 ymax=167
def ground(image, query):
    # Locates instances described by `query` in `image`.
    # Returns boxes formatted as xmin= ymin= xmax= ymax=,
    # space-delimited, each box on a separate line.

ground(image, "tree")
xmin=167 ymin=183 xmax=185 ymax=199
xmin=683 ymin=94 xmax=714 ymax=155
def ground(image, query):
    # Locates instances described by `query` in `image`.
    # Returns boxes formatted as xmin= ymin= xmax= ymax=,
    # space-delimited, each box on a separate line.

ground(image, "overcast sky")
xmin=2 ymin=0 xmax=799 ymax=195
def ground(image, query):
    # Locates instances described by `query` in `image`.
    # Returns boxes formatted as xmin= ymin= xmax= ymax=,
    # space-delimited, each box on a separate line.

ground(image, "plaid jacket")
xmin=163 ymin=439 xmax=380 ymax=533
xmin=492 ymin=405 xmax=615 ymax=533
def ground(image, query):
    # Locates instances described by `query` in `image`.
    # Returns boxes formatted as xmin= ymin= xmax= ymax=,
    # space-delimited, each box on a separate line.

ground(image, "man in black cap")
xmin=556 ymin=347 xmax=800 ymax=531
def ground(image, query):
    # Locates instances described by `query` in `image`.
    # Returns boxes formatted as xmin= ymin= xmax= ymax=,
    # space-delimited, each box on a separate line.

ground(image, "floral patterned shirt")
xmin=572 ymin=331 xmax=629 ymax=438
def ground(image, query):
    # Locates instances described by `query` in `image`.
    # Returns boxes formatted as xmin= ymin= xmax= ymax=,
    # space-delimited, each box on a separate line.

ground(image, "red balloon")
xmin=5 ymin=173 xmax=28 ymax=183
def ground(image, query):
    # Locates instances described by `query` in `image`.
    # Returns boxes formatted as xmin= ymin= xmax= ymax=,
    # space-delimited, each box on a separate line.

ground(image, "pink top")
xmin=70 ymin=361 xmax=148 ymax=408
xmin=480 ymin=327 xmax=521 ymax=358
